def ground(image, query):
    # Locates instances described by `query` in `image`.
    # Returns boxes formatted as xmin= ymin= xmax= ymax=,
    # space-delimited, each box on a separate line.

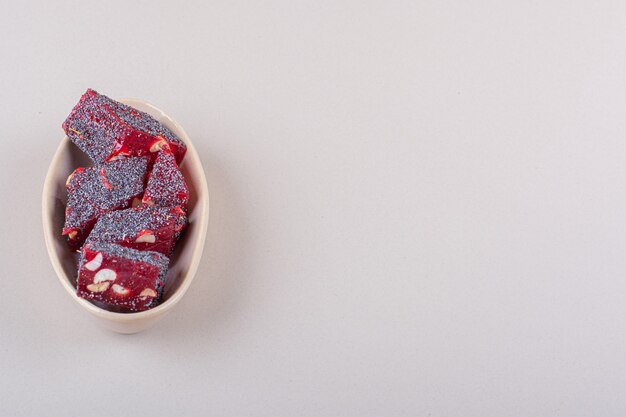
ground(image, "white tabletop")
xmin=2 ymin=1 xmax=625 ymax=416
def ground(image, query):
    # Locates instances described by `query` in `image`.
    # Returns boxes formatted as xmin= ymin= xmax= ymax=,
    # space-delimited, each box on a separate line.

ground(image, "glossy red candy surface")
xmin=86 ymin=205 xmax=187 ymax=256
xmin=63 ymin=89 xmax=186 ymax=164
xmin=62 ymin=89 xmax=191 ymax=312
xmin=76 ymin=242 xmax=169 ymax=312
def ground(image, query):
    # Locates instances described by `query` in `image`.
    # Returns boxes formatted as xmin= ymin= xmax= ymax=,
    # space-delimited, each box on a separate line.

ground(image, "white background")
xmin=1 ymin=1 xmax=625 ymax=416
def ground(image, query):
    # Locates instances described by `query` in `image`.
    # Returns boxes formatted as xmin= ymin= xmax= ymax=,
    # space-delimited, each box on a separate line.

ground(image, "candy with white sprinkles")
xmin=142 ymin=149 xmax=189 ymax=210
xmin=86 ymin=205 xmax=187 ymax=256
xmin=76 ymin=241 xmax=169 ymax=312
xmin=62 ymin=157 xmax=148 ymax=247
xmin=61 ymin=89 xmax=191 ymax=312
xmin=63 ymin=89 xmax=186 ymax=164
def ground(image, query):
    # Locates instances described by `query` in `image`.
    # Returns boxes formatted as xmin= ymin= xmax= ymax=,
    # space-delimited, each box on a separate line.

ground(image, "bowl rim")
xmin=42 ymin=98 xmax=209 ymax=322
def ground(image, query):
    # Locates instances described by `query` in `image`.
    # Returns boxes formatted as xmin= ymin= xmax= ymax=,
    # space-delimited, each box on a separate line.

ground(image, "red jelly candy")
xmin=76 ymin=241 xmax=169 ymax=312
xmin=142 ymin=150 xmax=189 ymax=210
xmin=86 ymin=205 xmax=187 ymax=256
xmin=62 ymin=157 xmax=148 ymax=247
xmin=63 ymin=89 xmax=186 ymax=164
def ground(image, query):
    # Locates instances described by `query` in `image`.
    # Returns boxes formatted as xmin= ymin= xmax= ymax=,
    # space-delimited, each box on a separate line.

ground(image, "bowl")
xmin=42 ymin=98 xmax=209 ymax=334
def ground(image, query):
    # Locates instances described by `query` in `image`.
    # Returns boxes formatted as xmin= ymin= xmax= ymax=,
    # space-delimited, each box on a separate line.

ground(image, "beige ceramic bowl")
xmin=42 ymin=99 xmax=209 ymax=334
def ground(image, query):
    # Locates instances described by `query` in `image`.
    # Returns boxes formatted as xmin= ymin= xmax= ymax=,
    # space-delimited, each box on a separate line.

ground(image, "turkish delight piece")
xmin=62 ymin=89 xmax=186 ymax=164
xmin=86 ymin=205 xmax=187 ymax=256
xmin=76 ymin=241 xmax=169 ymax=312
xmin=142 ymin=150 xmax=189 ymax=210
xmin=62 ymin=157 xmax=148 ymax=247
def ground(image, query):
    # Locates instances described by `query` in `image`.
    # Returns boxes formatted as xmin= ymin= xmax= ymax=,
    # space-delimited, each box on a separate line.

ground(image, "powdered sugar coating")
xmin=142 ymin=150 xmax=189 ymax=210
xmin=63 ymin=89 xmax=186 ymax=164
xmin=106 ymin=96 xmax=181 ymax=148
xmin=63 ymin=157 xmax=148 ymax=244
xmin=86 ymin=205 xmax=187 ymax=255
xmin=78 ymin=241 xmax=169 ymax=311
xmin=79 ymin=241 xmax=169 ymax=272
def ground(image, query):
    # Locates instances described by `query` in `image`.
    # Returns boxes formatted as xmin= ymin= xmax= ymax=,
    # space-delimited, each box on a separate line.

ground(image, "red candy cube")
xmin=76 ymin=242 xmax=169 ymax=312
xmin=63 ymin=89 xmax=186 ymax=164
xmin=86 ymin=205 xmax=187 ymax=256
xmin=62 ymin=157 xmax=148 ymax=247
xmin=142 ymin=150 xmax=189 ymax=210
